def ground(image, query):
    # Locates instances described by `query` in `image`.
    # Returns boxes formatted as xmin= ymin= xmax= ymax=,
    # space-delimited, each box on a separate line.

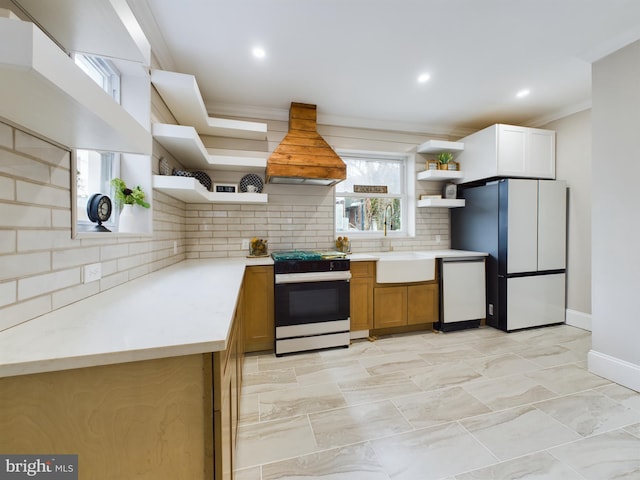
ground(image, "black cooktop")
xmin=271 ymin=250 xmax=346 ymax=262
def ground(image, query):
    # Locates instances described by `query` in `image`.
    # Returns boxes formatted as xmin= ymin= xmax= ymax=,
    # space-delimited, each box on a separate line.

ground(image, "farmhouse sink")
xmin=375 ymin=252 xmax=436 ymax=283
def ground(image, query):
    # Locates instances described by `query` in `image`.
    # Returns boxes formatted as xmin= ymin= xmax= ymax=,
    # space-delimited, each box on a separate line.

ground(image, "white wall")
xmin=589 ymin=39 xmax=640 ymax=392
xmin=543 ymin=110 xmax=592 ymax=329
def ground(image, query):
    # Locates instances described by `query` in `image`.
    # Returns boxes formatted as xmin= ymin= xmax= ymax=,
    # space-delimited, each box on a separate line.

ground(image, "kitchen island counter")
xmin=0 ymin=257 xmax=271 ymax=378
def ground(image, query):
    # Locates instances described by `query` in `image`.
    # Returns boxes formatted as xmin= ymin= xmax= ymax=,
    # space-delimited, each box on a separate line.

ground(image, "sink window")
xmin=335 ymin=151 xmax=414 ymax=237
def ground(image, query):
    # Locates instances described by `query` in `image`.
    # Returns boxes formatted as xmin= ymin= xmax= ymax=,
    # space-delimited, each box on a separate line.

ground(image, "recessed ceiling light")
xmin=417 ymin=73 xmax=431 ymax=84
xmin=252 ymin=47 xmax=266 ymax=59
xmin=516 ymin=88 xmax=530 ymax=98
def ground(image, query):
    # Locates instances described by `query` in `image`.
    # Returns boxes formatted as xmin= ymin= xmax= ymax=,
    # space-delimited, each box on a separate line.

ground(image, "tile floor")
xmin=234 ymin=325 xmax=640 ymax=479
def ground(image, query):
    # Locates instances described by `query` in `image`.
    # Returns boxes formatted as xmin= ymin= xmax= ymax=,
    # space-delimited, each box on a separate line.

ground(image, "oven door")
xmin=274 ymin=278 xmax=350 ymax=327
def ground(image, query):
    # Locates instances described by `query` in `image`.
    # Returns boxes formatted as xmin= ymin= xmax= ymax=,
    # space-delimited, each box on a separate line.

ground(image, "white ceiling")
xmin=130 ymin=0 xmax=640 ymax=136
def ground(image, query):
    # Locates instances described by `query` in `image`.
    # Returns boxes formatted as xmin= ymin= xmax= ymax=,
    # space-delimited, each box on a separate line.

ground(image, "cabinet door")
xmin=243 ymin=266 xmax=274 ymax=352
xmin=374 ymin=286 xmax=407 ymax=328
xmin=497 ymin=125 xmax=527 ymax=176
xmin=527 ymin=129 xmax=556 ymax=178
xmin=351 ymin=276 xmax=373 ymax=330
xmin=407 ymin=283 xmax=439 ymax=325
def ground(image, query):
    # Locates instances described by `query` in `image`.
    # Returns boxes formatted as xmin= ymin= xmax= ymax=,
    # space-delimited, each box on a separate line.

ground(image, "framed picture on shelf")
xmin=214 ymin=183 xmax=238 ymax=193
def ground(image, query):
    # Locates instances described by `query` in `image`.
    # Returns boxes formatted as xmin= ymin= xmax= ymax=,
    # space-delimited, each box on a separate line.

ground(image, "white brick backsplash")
xmin=0 ymin=231 xmax=16 ymax=254
xmin=128 ymin=263 xmax=151 ymax=280
xmin=0 ymin=252 xmax=50 ymax=281
xmin=0 ymin=121 xmax=185 ymax=327
xmin=49 ymin=166 xmax=71 ymax=188
xmin=99 ymin=271 xmax=129 ymax=291
xmin=15 ymin=130 xmax=70 ymax=167
xmin=0 ymin=281 xmax=17 ymax=307
xmin=52 ymin=247 xmax=100 ymax=269
xmin=100 ymin=259 xmax=118 ymax=277
xmin=0 ymin=295 xmax=51 ymax=331
xmin=0 ymin=151 xmax=51 ymax=183
xmin=17 ymin=230 xmax=77 ymax=252
xmin=18 ymin=268 xmax=81 ymax=300
xmin=52 ymin=281 xmax=100 ymax=310
xmin=0 ymin=176 xmax=14 ymax=200
xmin=51 ymin=208 xmax=72 ymax=228
xmin=0 ymin=204 xmax=52 ymax=228
xmin=100 ymin=244 xmax=130 ymax=261
xmin=0 ymin=123 xmax=12 ymax=148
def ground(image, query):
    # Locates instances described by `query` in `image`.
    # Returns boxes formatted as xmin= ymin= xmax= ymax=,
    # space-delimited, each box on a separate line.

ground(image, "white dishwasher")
xmin=436 ymin=257 xmax=486 ymax=332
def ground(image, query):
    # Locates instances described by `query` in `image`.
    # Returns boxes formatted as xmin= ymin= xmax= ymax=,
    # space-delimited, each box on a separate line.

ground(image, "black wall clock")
xmin=86 ymin=193 xmax=112 ymax=232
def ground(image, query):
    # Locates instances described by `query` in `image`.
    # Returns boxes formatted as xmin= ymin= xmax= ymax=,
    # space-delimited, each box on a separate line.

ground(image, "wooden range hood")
xmin=266 ymin=102 xmax=346 ymax=186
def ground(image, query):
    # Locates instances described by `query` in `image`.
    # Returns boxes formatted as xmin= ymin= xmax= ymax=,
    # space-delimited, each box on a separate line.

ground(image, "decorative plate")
xmin=159 ymin=157 xmax=171 ymax=175
xmin=239 ymin=173 xmax=264 ymax=193
xmin=191 ymin=171 xmax=212 ymax=191
xmin=172 ymin=169 xmax=193 ymax=177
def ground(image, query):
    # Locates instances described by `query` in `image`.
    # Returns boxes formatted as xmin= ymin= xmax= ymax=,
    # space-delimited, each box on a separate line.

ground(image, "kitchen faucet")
xmin=383 ymin=203 xmax=394 ymax=237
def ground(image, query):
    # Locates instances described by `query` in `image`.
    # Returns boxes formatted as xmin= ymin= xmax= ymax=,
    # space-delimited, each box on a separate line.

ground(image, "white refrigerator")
xmin=451 ymin=179 xmax=566 ymax=332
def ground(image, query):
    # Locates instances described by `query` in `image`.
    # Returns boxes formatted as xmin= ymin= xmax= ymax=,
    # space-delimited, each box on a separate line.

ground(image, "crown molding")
xmin=527 ymin=99 xmax=592 ymax=128
xmin=205 ymin=101 xmax=474 ymax=138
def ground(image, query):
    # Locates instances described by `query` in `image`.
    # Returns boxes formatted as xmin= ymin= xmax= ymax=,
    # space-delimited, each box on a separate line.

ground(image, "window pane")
xmin=336 ymin=157 xmax=403 ymax=194
xmin=336 ymin=197 xmax=401 ymax=233
xmin=76 ymin=150 xmax=115 ymax=224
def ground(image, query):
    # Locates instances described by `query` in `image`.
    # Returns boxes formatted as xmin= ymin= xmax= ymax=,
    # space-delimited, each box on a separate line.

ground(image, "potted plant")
xmin=110 ymin=178 xmax=150 ymax=232
xmin=437 ymin=152 xmax=455 ymax=170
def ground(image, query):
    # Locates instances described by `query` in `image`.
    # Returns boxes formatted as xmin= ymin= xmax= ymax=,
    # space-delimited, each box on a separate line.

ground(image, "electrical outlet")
xmin=173 ymin=240 xmax=178 ymax=254
xmin=436 ymin=234 xmax=441 ymax=244
xmin=84 ymin=263 xmax=102 ymax=284
xmin=488 ymin=303 xmax=494 ymax=316
xmin=241 ymin=239 xmax=250 ymax=250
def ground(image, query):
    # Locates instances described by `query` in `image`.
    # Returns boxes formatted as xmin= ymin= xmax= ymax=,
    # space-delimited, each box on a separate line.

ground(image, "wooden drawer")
xmin=350 ymin=261 xmax=374 ymax=278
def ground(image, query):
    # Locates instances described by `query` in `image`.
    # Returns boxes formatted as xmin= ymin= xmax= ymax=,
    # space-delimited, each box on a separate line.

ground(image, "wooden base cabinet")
xmin=350 ymin=261 xmax=375 ymax=331
xmin=243 ymin=265 xmax=274 ymax=352
xmin=0 ymin=296 xmax=245 ymax=480
xmin=213 ymin=286 xmax=244 ymax=480
xmin=374 ymin=282 xmax=439 ymax=330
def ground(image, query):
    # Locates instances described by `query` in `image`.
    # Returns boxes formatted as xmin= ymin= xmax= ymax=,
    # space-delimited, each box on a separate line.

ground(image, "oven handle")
xmin=275 ymin=271 xmax=352 ymax=284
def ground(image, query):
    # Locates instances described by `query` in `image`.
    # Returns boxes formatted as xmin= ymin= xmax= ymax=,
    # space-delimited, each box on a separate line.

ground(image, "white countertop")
xmin=0 ymin=249 xmax=485 ymax=378
xmin=0 ymin=258 xmax=267 ymax=378
xmin=348 ymin=249 xmax=488 ymax=261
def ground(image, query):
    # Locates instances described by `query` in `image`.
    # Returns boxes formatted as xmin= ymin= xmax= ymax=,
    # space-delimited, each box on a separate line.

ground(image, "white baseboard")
xmin=588 ymin=350 xmax=640 ymax=393
xmin=565 ymin=309 xmax=592 ymax=331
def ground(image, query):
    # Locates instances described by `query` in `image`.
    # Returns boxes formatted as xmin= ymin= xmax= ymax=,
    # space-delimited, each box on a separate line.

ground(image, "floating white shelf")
xmin=417 ymin=140 xmax=464 ymax=154
xmin=206 ymin=149 xmax=268 ymax=172
xmin=417 ymin=198 xmax=465 ymax=208
xmin=417 ymin=170 xmax=465 ymax=181
xmin=153 ymin=123 xmax=208 ymax=168
xmin=153 ymin=123 xmax=268 ymax=171
xmin=11 ymin=0 xmax=150 ymax=65
xmin=0 ymin=16 xmax=152 ymax=154
xmin=153 ymin=175 xmax=268 ymax=204
xmin=151 ymin=70 xmax=267 ymax=140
